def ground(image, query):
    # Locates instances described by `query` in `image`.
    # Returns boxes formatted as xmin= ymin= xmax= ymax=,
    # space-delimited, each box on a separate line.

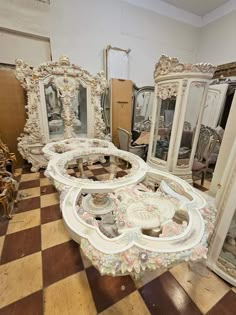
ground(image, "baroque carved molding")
xmin=154 ymin=55 xmax=215 ymax=82
xmin=47 ymin=147 xmax=214 ymax=277
xmin=15 ymin=56 xmax=108 ymax=171
xmin=156 ymin=83 xmax=179 ymax=100
xmin=217 ymin=256 xmax=236 ymax=278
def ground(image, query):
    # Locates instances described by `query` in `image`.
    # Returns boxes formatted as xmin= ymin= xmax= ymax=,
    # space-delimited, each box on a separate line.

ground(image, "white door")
xmin=202 ymin=83 xmax=228 ymax=128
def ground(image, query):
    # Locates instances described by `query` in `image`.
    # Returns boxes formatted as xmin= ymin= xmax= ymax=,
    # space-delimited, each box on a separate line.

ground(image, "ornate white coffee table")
xmin=43 ymin=137 xmax=116 ymax=180
xmin=43 ymin=137 xmax=115 ymax=161
xmin=45 ymin=147 xmax=216 ymax=277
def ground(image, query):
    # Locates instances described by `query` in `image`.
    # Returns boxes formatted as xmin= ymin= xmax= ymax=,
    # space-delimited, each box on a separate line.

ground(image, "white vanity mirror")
xmin=15 ymin=56 xmax=107 ymax=171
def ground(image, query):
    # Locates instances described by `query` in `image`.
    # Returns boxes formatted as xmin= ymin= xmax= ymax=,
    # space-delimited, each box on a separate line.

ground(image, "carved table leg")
xmin=99 ymin=156 xmax=106 ymax=164
xmin=9 ymin=154 xmax=17 ymax=176
xmin=0 ymin=195 xmax=12 ymax=219
xmin=31 ymin=165 xmax=40 ymax=173
xmin=109 ymin=156 xmax=117 ymax=180
xmin=6 ymin=200 xmax=13 ymax=219
xmin=91 ymin=193 xmax=108 ymax=206
xmin=77 ymin=158 xmax=85 ymax=178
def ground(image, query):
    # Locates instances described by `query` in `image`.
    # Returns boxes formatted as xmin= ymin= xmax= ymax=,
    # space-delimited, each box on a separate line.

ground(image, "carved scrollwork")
xmin=154 ymin=55 xmax=185 ymax=77
xmin=15 ymin=56 xmax=108 ymax=171
xmin=217 ymin=256 xmax=236 ymax=278
xmin=154 ymin=55 xmax=215 ymax=82
xmin=156 ymin=83 xmax=179 ymax=100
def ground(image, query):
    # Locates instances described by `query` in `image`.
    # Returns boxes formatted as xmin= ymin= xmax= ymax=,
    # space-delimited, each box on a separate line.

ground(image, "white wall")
xmin=196 ymin=10 xmax=236 ymax=65
xmin=50 ymin=0 xmax=199 ymax=86
xmin=0 ymin=0 xmax=199 ymax=86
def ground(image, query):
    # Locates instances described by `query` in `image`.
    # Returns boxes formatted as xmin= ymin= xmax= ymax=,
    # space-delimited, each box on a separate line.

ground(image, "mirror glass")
xmin=101 ymin=88 xmax=110 ymax=135
xmin=44 ymin=82 xmax=88 ymax=138
xmin=44 ymin=82 xmax=64 ymax=137
xmin=151 ymin=96 xmax=176 ymax=161
xmin=218 ymin=208 xmax=236 ymax=274
xmin=72 ymin=85 xmax=88 ymax=136
xmin=176 ymin=82 xmax=206 ymax=168
xmin=133 ymin=87 xmax=154 ymax=131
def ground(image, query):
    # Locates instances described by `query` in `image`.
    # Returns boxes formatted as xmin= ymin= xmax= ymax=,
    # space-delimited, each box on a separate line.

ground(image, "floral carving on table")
xmin=81 ymin=238 xmax=209 ymax=277
xmin=80 ymin=198 xmax=215 ymax=277
xmin=54 ymin=152 xmax=216 ymax=277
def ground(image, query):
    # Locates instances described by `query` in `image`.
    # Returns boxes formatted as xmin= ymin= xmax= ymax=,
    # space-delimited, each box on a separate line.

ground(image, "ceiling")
xmin=160 ymin=0 xmax=229 ymax=16
xmin=124 ymin=0 xmax=236 ymax=26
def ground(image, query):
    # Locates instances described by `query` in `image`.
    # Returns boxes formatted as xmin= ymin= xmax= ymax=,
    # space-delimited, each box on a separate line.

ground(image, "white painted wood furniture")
xmin=202 ymin=83 xmax=228 ymax=128
xmin=45 ymin=146 xmax=215 ymax=277
xmin=147 ymin=55 xmax=216 ymax=183
xmin=15 ymin=56 xmax=107 ymax=172
xmin=43 ymin=137 xmax=115 ymax=160
xmin=208 ymin=140 xmax=236 ymax=285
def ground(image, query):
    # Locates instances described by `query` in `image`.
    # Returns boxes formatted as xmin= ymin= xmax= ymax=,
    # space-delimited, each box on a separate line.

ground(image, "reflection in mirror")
xmin=133 ymin=86 xmax=154 ymax=131
xmin=72 ymin=85 xmax=87 ymax=135
xmin=152 ymin=96 xmax=176 ymax=161
xmin=44 ymin=82 xmax=64 ymax=137
xmin=101 ymin=88 xmax=110 ymax=135
xmin=177 ymin=82 xmax=206 ymax=168
xmin=218 ymin=208 xmax=236 ymax=275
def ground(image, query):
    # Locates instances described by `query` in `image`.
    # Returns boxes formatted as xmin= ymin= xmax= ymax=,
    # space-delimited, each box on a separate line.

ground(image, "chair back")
xmin=140 ymin=119 xmax=151 ymax=132
xmin=203 ymin=127 xmax=219 ymax=161
xmin=183 ymin=121 xmax=191 ymax=131
xmin=195 ymin=125 xmax=218 ymax=162
xmin=117 ymin=128 xmax=131 ymax=151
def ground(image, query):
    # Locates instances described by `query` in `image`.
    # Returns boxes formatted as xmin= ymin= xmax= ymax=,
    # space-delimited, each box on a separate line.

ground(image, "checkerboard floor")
xmin=0 ymin=163 xmax=236 ymax=315
xmin=66 ymin=159 xmax=131 ymax=181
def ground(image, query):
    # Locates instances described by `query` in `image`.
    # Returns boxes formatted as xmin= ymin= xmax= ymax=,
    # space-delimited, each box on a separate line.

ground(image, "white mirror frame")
xmin=15 ymin=56 xmax=107 ymax=172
